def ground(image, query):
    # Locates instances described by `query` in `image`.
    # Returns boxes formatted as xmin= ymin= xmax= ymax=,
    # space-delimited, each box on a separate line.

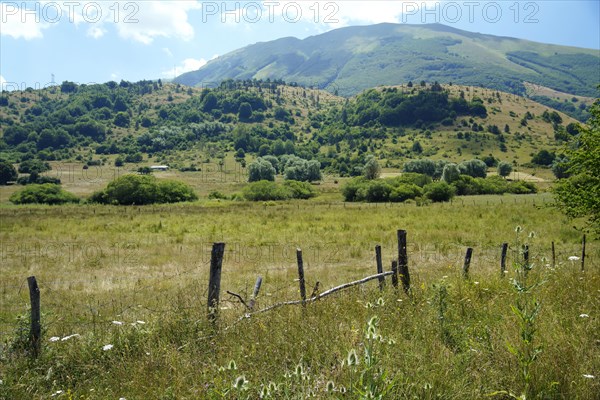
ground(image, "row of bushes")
xmin=342 ymin=173 xmax=537 ymax=203
xmin=242 ymin=180 xmax=317 ymax=201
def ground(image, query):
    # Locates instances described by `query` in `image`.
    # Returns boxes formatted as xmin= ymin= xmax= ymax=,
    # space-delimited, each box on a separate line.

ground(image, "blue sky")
xmin=1 ymin=1 xmax=599 ymax=90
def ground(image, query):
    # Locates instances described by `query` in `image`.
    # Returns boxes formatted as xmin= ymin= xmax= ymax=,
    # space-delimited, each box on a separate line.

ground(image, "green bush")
xmin=242 ymin=181 xmax=291 ymax=201
xmin=89 ymin=174 xmax=197 ymax=205
xmin=283 ymin=180 xmax=316 ymax=199
xmin=10 ymin=184 xmax=79 ymax=205
xmin=343 ymin=177 xmax=423 ymax=203
xmin=389 ymin=183 xmax=423 ymax=202
xmin=424 ymin=181 xmax=455 ymax=202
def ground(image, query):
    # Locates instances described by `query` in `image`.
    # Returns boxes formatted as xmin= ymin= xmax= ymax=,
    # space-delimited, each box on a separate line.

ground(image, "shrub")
xmin=497 ymin=161 xmax=513 ymax=178
xmin=10 ymin=184 xmax=79 ymax=205
xmin=283 ymin=180 xmax=316 ymax=199
xmin=89 ymin=174 xmax=197 ymax=205
xmin=389 ymin=183 xmax=423 ymax=202
xmin=0 ymin=160 xmax=17 ymax=185
xmin=441 ymin=163 xmax=460 ymax=183
xmin=242 ymin=181 xmax=290 ymax=201
xmin=424 ymin=181 xmax=455 ymax=202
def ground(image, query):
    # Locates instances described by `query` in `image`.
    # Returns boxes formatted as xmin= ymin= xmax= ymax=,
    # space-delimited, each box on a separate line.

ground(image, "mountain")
xmin=175 ymin=23 xmax=599 ymax=99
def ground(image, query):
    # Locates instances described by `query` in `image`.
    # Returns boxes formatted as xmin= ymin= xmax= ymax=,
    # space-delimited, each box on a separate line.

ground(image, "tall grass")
xmin=0 ymin=196 xmax=598 ymax=398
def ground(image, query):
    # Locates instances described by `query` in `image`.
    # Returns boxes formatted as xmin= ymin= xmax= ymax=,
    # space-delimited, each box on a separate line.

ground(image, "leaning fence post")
xmin=463 ymin=247 xmax=473 ymax=279
xmin=375 ymin=245 xmax=385 ymax=291
xmin=296 ymin=248 xmax=307 ymax=306
xmin=391 ymin=260 xmax=399 ymax=289
xmin=397 ymin=230 xmax=410 ymax=293
xmin=27 ymin=276 xmax=41 ymax=357
xmin=248 ymin=276 xmax=263 ymax=310
xmin=207 ymin=242 xmax=225 ymax=322
xmin=500 ymin=243 xmax=508 ymax=277
xmin=581 ymin=234 xmax=586 ymax=272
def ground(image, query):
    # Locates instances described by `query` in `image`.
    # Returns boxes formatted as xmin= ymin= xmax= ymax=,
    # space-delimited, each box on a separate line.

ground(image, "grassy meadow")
xmin=1 ymin=193 xmax=598 ymax=399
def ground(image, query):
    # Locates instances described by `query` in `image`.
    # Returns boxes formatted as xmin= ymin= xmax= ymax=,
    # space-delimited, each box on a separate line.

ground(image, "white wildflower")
xmin=61 ymin=334 xmax=80 ymax=341
xmin=102 ymin=344 xmax=113 ymax=351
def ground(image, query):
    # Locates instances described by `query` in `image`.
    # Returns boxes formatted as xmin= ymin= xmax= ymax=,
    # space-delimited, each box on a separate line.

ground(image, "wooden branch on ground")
xmin=235 ymin=271 xmax=396 ymax=322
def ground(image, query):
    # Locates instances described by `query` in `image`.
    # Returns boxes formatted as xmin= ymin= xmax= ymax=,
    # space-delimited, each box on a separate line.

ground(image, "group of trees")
xmin=248 ymin=155 xmax=321 ymax=182
xmin=89 ymin=175 xmax=197 ymax=205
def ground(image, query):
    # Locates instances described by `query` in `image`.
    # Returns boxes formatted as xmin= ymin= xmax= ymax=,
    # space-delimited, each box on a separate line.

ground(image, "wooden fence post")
xmin=27 ymin=276 xmax=41 ymax=357
xmin=391 ymin=260 xmax=399 ymax=289
xmin=296 ymin=248 xmax=307 ymax=306
xmin=375 ymin=245 xmax=385 ymax=291
xmin=551 ymin=241 xmax=556 ymax=268
xmin=463 ymin=248 xmax=473 ymax=279
xmin=500 ymin=243 xmax=508 ymax=276
xmin=248 ymin=276 xmax=263 ymax=310
xmin=397 ymin=230 xmax=410 ymax=294
xmin=581 ymin=234 xmax=586 ymax=272
xmin=207 ymin=242 xmax=225 ymax=322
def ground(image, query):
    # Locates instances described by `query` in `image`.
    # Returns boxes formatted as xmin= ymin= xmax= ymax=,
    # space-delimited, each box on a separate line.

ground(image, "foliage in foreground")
xmin=89 ymin=174 xmax=198 ymax=205
xmin=9 ymin=183 xmax=79 ymax=205
xmin=553 ymin=97 xmax=600 ymax=235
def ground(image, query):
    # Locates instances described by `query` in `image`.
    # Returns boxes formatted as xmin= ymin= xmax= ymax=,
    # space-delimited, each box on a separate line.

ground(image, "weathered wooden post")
xmin=391 ymin=260 xmax=399 ymax=289
xmin=397 ymin=230 xmax=410 ymax=293
xmin=463 ymin=247 xmax=473 ymax=279
xmin=375 ymin=245 xmax=385 ymax=291
xmin=551 ymin=241 xmax=556 ymax=268
xmin=248 ymin=276 xmax=263 ymax=310
xmin=27 ymin=276 xmax=41 ymax=357
xmin=207 ymin=242 xmax=225 ymax=322
xmin=500 ymin=243 xmax=508 ymax=276
xmin=581 ymin=234 xmax=586 ymax=272
xmin=296 ymin=248 xmax=307 ymax=306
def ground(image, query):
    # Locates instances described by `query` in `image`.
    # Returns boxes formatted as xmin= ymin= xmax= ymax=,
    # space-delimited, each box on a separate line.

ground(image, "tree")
xmin=497 ymin=161 xmax=513 ymax=178
xmin=441 ymin=163 xmax=460 ymax=183
xmin=402 ymin=159 xmax=436 ymax=177
xmin=363 ymin=156 xmax=381 ymax=180
xmin=424 ymin=182 xmax=455 ymax=202
xmin=531 ymin=149 xmax=555 ymax=166
xmin=459 ymin=159 xmax=487 ymax=178
xmin=248 ymin=158 xmax=276 ymax=182
xmin=553 ymin=98 xmax=600 ymax=235
xmin=0 ymin=160 xmax=17 ymax=185
xmin=10 ymin=184 xmax=79 ymax=205
xmin=238 ymin=102 xmax=253 ymax=121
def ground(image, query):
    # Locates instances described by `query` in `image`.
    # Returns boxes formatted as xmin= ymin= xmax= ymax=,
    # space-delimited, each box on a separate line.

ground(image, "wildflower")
xmin=102 ymin=344 xmax=113 ymax=351
xmin=232 ymin=375 xmax=248 ymax=390
xmin=49 ymin=336 xmax=60 ymax=342
xmin=326 ymin=381 xmax=335 ymax=392
xmin=579 ymin=314 xmax=590 ymax=318
xmin=583 ymin=374 xmax=595 ymax=379
xmin=61 ymin=334 xmax=80 ymax=341
xmin=112 ymin=321 xmax=123 ymax=325
xmin=346 ymin=349 xmax=358 ymax=366
xmin=568 ymin=256 xmax=580 ymax=261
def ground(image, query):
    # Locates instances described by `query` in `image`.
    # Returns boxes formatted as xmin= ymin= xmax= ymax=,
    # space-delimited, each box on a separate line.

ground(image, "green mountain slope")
xmin=175 ymin=23 xmax=600 ymax=99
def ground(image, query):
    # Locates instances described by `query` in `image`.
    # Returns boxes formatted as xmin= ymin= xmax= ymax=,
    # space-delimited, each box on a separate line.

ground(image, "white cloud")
xmin=87 ymin=26 xmax=106 ymax=39
xmin=116 ymin=1 xmax=201 ymax=44
xmin=0 ymin=2 xmax=49 ymax=40
xmin=161 ymin=58 xmax=208 ymax=78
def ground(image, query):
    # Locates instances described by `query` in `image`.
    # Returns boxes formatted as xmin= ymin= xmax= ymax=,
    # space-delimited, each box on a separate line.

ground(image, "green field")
xmin=1 ymin=195 xmax=598 ymax=399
